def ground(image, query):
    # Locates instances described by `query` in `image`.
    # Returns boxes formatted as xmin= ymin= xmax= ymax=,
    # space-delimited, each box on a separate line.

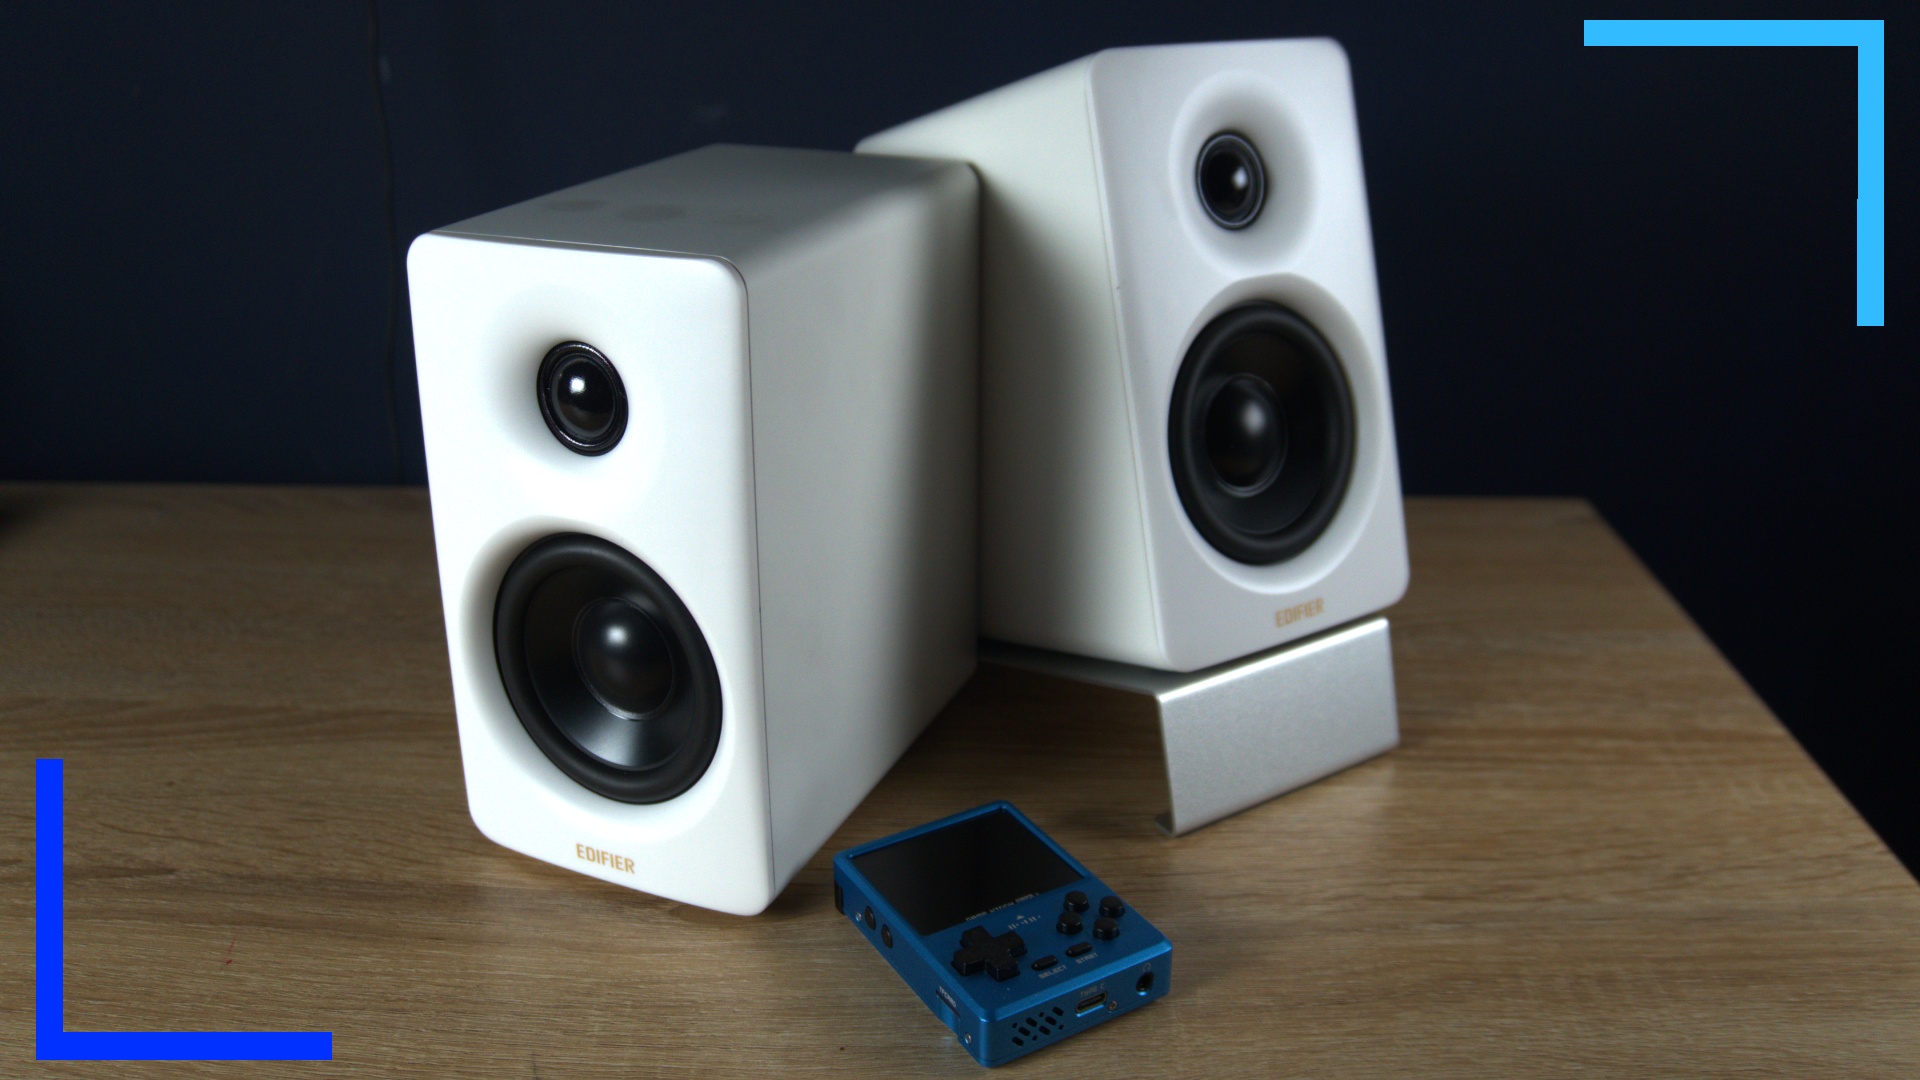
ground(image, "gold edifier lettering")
xmin=1275 ymin=597 xmax=1326 ymax=628
xmin=575 ymin=843 xmax=635 ymax=874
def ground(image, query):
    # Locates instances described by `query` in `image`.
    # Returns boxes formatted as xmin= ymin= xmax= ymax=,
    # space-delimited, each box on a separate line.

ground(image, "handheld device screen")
xmin=851 ymin=809 xmax=1083 ymax=936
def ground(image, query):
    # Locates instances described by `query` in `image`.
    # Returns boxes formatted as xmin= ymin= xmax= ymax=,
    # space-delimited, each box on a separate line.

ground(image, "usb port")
xmin=1075 ymin=991 xmax=1107 ymax=1016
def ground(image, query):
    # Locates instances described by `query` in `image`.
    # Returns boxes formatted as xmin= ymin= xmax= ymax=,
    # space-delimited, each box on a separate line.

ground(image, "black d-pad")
xmin=951 ymin=926 xmax=1028 ymax=982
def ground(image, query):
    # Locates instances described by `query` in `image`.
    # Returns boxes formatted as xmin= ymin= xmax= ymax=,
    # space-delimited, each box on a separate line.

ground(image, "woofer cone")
xmin=1168 ymin=304 xmax=1354 ymax=564
xmin=494 ymin=533 xmax=721 ymax=803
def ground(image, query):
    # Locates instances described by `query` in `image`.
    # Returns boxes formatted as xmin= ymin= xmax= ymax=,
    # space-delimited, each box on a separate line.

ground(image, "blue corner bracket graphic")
xmin=1584 ymin=20 xmax=1886 ymax=327
xmin=35 ymin=759 xmax=334 ymax=1061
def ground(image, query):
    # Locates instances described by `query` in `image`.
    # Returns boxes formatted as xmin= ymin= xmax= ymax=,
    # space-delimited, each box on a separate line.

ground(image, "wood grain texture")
xmin=1 ymin=486 xmax=1915 ymax=1077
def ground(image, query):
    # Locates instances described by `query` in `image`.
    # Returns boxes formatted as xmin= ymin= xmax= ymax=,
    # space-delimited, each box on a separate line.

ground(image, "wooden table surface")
xmin=1 ymin=486 xmax=1916 ymax=1077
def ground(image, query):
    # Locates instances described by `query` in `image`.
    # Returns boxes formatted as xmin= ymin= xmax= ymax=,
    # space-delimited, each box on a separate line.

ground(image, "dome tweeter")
xmin=536 ymin=341 xmax=628 ymax=455
xmin=1195 ymin=132 xmax=1266 ymax=229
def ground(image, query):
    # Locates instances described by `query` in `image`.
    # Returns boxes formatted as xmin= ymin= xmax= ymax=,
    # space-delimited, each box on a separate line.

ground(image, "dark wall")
xmin=2 ymin=3 xmax=1912 ymax=871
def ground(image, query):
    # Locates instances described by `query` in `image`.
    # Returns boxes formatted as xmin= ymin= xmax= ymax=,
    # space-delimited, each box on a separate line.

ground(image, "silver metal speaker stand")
xmin=980 ymin=616 xmax=1399 ymax=836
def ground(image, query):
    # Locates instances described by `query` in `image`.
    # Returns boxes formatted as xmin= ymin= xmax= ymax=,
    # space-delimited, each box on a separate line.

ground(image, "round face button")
xmin=1099 ymin=895 xmax=1125 ymax=919
xmin=1063 ymin=891 xmax=1089 ymax=913
xmin=1056 ymin=911 xmax=1084 ymax=936
xmin=1092 ymin=916 xmax=1120 ymax=941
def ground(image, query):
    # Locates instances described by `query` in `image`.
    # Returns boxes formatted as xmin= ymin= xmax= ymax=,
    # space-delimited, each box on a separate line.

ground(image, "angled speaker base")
xmin=981 ymin=617 xmax=1398 ymax=836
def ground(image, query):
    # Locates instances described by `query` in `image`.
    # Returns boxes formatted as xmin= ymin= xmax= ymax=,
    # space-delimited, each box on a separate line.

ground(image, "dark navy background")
xmin=1 ymin=3 xmax=1912 ymax=871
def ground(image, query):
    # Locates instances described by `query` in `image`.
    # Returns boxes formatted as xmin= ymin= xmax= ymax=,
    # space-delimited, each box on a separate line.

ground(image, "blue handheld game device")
xmin=833 ymin=802 xmax=1171 ymax=1067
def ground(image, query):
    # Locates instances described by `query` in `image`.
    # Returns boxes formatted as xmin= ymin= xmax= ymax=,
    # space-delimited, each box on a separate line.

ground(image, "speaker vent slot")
xmin=1013 ymin=1012 xmax=1059 ymax=1043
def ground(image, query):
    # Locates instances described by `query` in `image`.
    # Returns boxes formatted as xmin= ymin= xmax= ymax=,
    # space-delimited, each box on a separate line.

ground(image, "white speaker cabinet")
xmin=861 ymin=40 xmax=1405 ymax=832
xmin=860 ymin=38 xmax=1408 ymax=674
xmin=408 ymin=145 xmax=979 ymax=913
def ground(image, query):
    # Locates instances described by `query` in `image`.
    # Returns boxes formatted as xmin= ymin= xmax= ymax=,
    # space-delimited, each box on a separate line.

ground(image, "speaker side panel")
xmin=859 ymin=58 xmax=1163 ymax=665
xmin=1091 ymin=40 xmax=1410 ymax=672
xmin=742 ymin=161 xmax=981 ymax=890
xmin=407 ymin=234 xmax=778 ymax=914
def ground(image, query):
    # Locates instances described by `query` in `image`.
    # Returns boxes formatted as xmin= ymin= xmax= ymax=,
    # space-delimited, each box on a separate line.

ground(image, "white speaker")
xmin=860 ymin=38 xmax=1407 ymax=674
xmin=406 ymin=144 xmax=979 ymax=914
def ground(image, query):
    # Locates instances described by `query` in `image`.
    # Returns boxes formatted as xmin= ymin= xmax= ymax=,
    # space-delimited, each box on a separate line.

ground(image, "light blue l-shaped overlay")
xmin=1584 ymin=20 xmax=1885 ymax=326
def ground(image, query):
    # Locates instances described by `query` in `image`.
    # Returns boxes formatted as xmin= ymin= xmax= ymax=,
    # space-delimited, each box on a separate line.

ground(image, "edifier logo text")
xmin=576 ymin=843 xmax=635 ymax=874
xmin=1275 ymin=598 xmax=1325 ymax=628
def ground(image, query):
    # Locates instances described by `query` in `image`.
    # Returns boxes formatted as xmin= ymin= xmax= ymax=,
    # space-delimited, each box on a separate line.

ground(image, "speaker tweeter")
xmin=537 ymin=341 xmax=628 ymax=455
xmin=1195 ymin=132 xmax=1266 ymax=229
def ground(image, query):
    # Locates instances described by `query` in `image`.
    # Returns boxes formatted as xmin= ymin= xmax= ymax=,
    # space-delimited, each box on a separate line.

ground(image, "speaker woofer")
xmin=1168 ymin=304 xmax=1354 ymax=564
xmin=494 ymin=533 xmax=721 ymax=803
